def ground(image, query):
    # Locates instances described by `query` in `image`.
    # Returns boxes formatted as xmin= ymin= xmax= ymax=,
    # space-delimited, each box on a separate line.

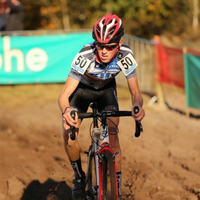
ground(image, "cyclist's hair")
xmin=92 ymin=14 xmax=124 ymax=44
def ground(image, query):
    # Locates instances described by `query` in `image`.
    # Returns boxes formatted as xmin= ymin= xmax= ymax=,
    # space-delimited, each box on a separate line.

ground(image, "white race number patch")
xmin=117 ymin=53 xmax=138 ymax=76
xmin=71 ymin=53 xmax=91 ymax=75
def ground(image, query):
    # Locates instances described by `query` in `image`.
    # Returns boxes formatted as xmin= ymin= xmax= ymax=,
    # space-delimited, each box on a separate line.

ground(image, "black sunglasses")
xmin=95 ymin=42 xmax=118 ymax=50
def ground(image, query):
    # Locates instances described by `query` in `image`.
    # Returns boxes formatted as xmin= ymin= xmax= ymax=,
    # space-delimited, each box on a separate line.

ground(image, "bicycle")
xmin=70 ymin=102 xmax=143 ymax=200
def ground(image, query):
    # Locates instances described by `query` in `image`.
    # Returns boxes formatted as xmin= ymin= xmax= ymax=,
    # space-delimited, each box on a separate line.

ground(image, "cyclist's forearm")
xmin=58 ymin=76 xmax=80 ymax=114
xmin=58 ymin=94 xmax=70 ymax=114
xmin=131 ymin=92 xmax=143 ymax=108
xmin=127 ymin=76 xmax=143 ymax=108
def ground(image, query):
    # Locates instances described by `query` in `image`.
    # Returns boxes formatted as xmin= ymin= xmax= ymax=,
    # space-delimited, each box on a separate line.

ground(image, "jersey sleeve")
xmin=126 ymin=69 xmax=137 ymax=79
xmin=68 ymin=68 xmax=82 ymax=81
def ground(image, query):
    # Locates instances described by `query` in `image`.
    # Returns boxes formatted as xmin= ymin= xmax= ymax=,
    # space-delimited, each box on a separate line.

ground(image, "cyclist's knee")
xmin=108 ymin=116 xmax=119 ymax=127
xmin=109 ymin=127 xmax=118 ymax=135
xmin=108 ymin=116 xmax=119 ymax=139
xmin=109 ymin=127 xmax=120 ymax=144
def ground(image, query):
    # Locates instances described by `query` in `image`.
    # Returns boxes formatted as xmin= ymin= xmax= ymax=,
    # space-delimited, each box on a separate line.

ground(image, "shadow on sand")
xmin=21 ymin=179 xmax=73 ymax=200
xmin=166 ymin=103 xmax=200 ymax=119
xmin=147 ymin=93 xmax=200 ymax=120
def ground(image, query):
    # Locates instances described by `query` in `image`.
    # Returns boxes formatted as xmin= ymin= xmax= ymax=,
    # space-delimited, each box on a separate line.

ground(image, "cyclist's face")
xmin=96 ymin=40 xmax=122 ymax=63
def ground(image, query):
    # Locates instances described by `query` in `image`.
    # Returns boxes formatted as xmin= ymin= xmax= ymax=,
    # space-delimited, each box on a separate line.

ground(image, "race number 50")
xmin=75 ymin=55 xmax=88 ymax=68
xmin=120 ymin=56 xmax=134 ymax=69
xmin=72 ymin=53 xmax=91 ymax=74
xmin=118 ymin=53 xmax=138 ymax=76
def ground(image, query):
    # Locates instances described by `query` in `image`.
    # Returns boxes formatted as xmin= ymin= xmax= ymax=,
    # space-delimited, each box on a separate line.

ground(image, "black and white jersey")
xmin=69 ymin=42 xmax=138 ymax=89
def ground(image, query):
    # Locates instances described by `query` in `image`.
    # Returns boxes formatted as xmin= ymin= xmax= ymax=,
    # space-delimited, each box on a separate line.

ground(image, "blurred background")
xmin=0 ymin=0 xmax=200 ymax=112
xmin=0 ymin=0 xmax=200 ymax=48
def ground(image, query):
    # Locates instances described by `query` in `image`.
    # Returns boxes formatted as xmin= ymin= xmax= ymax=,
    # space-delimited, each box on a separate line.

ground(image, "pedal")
xmin=86 ymin=195 xmax=93 ymax=200
xmin=85 ymin=186 xmax=98 ymax=200
xmin=85 ymin=191 xmax=93 ymax=200
xmin=92 ymin=185 xmax=98 ymax=195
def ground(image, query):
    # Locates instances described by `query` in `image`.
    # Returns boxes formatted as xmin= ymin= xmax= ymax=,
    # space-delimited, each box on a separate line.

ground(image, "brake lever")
xmin=133 ymin=106 xmax=143 ymax=138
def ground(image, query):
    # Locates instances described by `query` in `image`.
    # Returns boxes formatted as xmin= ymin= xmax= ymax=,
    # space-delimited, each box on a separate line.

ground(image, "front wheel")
xmin=85 ymin=146 xmax=97 ymax=200
xmin=99 ymin=150 xmax=118 ymax=200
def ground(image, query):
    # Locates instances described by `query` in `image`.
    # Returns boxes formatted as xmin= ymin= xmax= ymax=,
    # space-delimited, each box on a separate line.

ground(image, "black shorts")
xmin=69 ymin=79 xmax=119 ymax=113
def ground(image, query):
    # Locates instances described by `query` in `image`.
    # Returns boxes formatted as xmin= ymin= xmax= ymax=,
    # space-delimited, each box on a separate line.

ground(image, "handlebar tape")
xmin=134 ymin=106 xmax=143 ymax=138
xmin=70 ymin=110 xmax=76 ymax=140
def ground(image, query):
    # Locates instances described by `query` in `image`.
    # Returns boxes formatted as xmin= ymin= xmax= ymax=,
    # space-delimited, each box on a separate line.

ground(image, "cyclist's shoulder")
xmin=119 ymin=43 xmax=133 ymax=54
xmin=78 ymin=42 xmax=96 ymax=58
xmin=117 ymin=43 xmax=134 ymax=60
xmin=70 ymin=42 xmax=96 ymax=75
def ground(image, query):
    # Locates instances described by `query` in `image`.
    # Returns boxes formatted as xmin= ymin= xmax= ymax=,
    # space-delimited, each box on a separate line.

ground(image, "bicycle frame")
xmin=80 ymin=103 xmax=128 ymax=200
xmin=70 ymin=102 xmax=143 ymax=200
xmin=84 ymin=102 xmax=115 ymax=199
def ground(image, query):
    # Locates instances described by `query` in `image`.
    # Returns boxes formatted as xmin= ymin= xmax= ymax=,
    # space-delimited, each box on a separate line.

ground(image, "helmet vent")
xmin=96 ymin=25 xmax=101 ymax=38
xmin=92 ymin=14 xmax=124 ymax=43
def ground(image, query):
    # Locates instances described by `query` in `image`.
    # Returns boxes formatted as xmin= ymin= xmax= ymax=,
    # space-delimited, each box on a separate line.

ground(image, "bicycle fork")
xmin=97 ymin=123 xmax=119 ymax=200
xmin=93 ymin=127 xmax=101 ymax=199
xmin=87 ymin=119 xmax=119 ymax=199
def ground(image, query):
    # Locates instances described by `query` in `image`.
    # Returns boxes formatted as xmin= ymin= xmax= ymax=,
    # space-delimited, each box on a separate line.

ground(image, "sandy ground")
xmin=0 ymin=83 xmax=200 ymax=200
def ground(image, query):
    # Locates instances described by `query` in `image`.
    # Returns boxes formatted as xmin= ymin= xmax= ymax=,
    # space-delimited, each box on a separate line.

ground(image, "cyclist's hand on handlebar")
xmin=62 ymin=107 xmax=78 ymax=127
xmin=132 ymin=105 xmax=145 ymax=121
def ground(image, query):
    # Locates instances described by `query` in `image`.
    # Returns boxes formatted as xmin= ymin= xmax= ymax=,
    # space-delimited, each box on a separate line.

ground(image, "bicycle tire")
xmin=100 ymin=150 xmax=118 ymax=200
xmin=102 ymin=157 xmax=108 ymax=199
xmin=86 ymin=146 xmax=95 ymax=200
xmin=86 ymin=146 xmax=100 ymax=200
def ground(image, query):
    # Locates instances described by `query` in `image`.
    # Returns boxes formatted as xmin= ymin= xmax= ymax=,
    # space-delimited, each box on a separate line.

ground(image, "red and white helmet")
xmin=92 ymin=14 xmax=124 ymax=44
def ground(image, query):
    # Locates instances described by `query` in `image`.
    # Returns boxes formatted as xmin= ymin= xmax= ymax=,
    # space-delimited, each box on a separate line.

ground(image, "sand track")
xmin=0 ymin=84 xmax=200 ymax=200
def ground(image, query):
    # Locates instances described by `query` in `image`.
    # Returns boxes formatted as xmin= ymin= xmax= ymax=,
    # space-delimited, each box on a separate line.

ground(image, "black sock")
xmin=116 ymin=171 xmax=122 ymax=196
xmin=70 ymin=158 xmax=85 ymax=178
